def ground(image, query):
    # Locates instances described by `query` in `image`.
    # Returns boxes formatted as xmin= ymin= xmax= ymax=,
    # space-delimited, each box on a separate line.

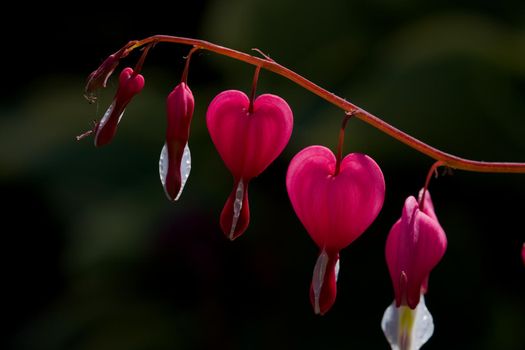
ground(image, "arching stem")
xmin=90 ymin=35 xmax=525 ymax=174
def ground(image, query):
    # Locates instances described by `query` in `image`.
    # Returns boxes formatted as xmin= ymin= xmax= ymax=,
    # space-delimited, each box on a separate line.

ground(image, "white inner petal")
xmin=95 ymin=103 xmax=119 ymax=145
xmin=117 ymin=110 xmax=125 ymax=124
xmin=229 ymin=180 xmax=244 ymax=240
xmin=412 ymin=296 xmax=434 ymax=350
xmin=312 ymin=250 xmax=329 ymax=315
xmin=381 ymin=301 xmax=402 ymax=350
xmin=175 ymin=143 xmax=191 ymax=201
xmin=158 ymin=143 xmax=192 ymax=201
xmin=99 ymin=101 xmax=115 ymax=129
xmin=334 ymin=258 xmax=340 ymax=282
xmin=159 ymin=143 xmax=168 ymax=187
xmin=381 ymin=296 xmax=434 ymax=350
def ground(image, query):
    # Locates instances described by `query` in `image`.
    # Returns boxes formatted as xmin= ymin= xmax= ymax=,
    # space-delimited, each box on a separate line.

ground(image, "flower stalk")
xmin=102 ymin=35 xmax=525 ymax=174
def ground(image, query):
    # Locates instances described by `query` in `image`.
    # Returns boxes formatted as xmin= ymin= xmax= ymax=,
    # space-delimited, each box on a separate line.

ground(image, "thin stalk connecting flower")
xmin=111 ymin=35 xmax=525 ymax=174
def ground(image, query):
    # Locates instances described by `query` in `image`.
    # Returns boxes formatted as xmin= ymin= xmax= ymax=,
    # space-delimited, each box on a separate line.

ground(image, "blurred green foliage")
xmin=1 ymin=1 xmax=524 ymax=349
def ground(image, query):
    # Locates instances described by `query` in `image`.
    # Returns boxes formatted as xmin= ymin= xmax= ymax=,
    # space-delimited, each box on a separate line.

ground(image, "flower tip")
xmin=382 ymin=297 xmax=434 ymax=350
xmin=310 ymin=250 xmax=339 ymax=315
xmin=220 ymin=180 xmax=250 ymax=241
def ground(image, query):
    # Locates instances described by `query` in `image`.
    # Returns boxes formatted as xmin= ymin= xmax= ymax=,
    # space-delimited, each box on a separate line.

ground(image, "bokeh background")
xmin=2 ymin=1 xmax=524 ymax=349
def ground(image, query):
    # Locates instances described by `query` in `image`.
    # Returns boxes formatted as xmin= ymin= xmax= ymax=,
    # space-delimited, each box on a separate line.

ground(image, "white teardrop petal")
xmin=95 ymin=102 xmax=119 ymax=145
xmin=117 ymin=110 xmax=125 ymax=124
xmin=381 ymin=296 xmax=434 ymax=350
xmin=99 ymin=101 xmax=116 ymax=128
xmin=175 ymin=143 xmax=191 ymax=201
xmin=159 ymin=143 xmax=168 ymax=188
xmin=412 ymin=296 xmax=434 ymax=350
xmin=312 ymin=250 xmax=329 ymax=315
xmin=382 ymin=300 xmax=402 ymax=350
xmin=229 ymin=180 xmax=244 ymax=239
xmin=158 ymin=143 xmax=192 ymax=202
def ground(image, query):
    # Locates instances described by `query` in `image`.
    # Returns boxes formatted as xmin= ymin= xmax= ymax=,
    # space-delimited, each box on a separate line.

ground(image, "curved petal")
xmin=309 ymin=249 xmax=339 ymax=315
xmin=386 ymin=196 xmax=447 ymax=309
xmin=206 ymin=90 xmax=293 ymax=179
xmin=287 ymin=145 xmax=385 ymax=250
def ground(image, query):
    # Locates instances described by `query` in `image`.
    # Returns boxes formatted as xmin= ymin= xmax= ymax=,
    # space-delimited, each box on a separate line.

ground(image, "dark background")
xmin=1 ymin=1 xmax=524 ymax=349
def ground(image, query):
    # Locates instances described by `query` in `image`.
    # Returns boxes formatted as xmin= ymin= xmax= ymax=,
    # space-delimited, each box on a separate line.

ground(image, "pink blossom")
xmin=207 ymin=90 xmax=293 ymax=240
xmin=159 ymin=82 xmax=195 ymax=201
xmin=385 ymin=189 xmax=447 ymax=309
xmin=94 ymin=67 xmax=145 ymax=147
xmin=286 ymin=145 xmax=385 ymax=314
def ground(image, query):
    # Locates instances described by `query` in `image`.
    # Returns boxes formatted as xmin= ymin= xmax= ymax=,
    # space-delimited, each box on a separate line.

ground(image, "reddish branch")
xmin=107 ymin=35 xmax=525 ymax=174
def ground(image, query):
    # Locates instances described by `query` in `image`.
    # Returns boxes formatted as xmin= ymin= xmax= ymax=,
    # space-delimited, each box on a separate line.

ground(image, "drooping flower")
xmin=382 ymin=188 xmax=447 ymax=350
xmin=286 ymin=145 xmax=385 ymax=314
xmin=385 ymin=189 xmax=447 ymax=309
xmin=93 ymin=67 xmax=145 ymax=147
xmin=84 ymin=43 xmax=135 ymax=103
xmin=207 ymin=90 xmax=293 ymax=240
xmin=159 ymin=82 xmax=195 ymax=201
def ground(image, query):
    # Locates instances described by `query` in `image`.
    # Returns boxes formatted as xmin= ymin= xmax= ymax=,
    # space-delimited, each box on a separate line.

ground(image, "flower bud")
xmin=94 ymin=67 xmax=145 ymax=147
xmin=159 ymin=82 xmax=195 ymax=201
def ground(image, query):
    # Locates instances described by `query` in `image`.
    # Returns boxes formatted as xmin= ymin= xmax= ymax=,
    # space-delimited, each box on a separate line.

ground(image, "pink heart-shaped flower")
xmin=286 ymin=145 xmax=385 ymax=314
xmin=287 ymin=145 xmax=385 ymax=250
xmin=207 ymin=90 xmax=293 ymax=239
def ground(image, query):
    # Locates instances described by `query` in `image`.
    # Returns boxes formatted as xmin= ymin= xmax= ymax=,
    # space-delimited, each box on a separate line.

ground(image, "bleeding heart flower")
xmin=382 ymin=188 xmax=447 ymax=350
xmin=286 ymin=145 xmax=385 ymax=314
xmin=94 ymin=67 xmax=145 ymax=147
xmin=159 ymin=82 xmax=195 ymax=201
xmin=385 ymin=189 xmax=447 ymax=309
xmin=207 ymin=90 xmax=293 ymax=240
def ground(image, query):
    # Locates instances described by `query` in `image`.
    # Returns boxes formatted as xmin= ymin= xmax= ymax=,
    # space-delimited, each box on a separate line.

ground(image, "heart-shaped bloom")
xmin=207 ymin=90 xmax=293 ymax=240
xmin=382 ymin=189 xmax=447 ymax=350
xmin=94 ymin=67 xmax=145 ymax=147
xmin=286 ymin=145 xmax=385 ymax=314
xmin=159 ymin=82 xmax=195 ymax=201
xmin=385 ymin=189 xmax=447 ymax=309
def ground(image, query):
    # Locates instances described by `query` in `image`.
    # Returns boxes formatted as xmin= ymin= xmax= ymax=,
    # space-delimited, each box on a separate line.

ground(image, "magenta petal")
xmin=286 ymin=145 xmax=385 ymax=250
xmin=386 ymin=195 xmax=447 ymax=309
xmin=418 ymin=188 xmax=439 ymax=223
xmin=206 ymin=90 xmax=293 ymax=179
